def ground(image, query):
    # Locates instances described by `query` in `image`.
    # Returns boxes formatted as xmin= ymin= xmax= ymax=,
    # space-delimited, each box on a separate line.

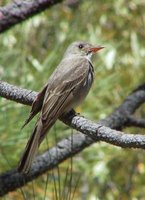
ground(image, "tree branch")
xmin=0 ymin=0 xmax=63 ymax=33
xmin=0 ymin=80 xmax=145 ymax=196
xmin=127 ymin=116 xmax=145 ymax=128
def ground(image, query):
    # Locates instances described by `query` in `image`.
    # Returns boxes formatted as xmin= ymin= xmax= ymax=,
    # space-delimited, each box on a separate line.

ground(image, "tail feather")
xmin=18 ymin=120 xmax=43 ymax=174
xmin=18 ymin=119 xmax=55 ymax=174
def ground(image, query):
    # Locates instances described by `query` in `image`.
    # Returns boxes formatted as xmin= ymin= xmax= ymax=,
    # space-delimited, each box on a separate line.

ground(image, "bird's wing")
xmin=38 ymin=57 xmax=90 ymax=140
xmin=21 ymin=84 xmax=48 ymax=128
xmin=41 ymin=58 xmax=90 ymax=119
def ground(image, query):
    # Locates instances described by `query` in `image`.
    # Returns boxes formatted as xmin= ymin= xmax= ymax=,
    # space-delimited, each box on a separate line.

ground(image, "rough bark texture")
xmin=0 ymin=80 xmax=145 ymax=196
xmin=0 ymin=0 xmax=63 ymax=33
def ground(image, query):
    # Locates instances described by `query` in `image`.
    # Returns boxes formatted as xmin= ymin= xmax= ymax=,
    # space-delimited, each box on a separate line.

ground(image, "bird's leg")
xmin=61 ymin=109 xmax=77 ymax=119
xmin=60 ymin=109 xmax=85 ymax=126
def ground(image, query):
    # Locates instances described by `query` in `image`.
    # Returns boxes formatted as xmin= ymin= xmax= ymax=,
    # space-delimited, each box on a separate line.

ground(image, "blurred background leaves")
xmin=0 ymin=0 xmax=145 ymax=199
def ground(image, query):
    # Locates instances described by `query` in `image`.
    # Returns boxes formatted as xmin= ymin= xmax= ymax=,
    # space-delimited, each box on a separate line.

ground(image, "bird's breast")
xmin=83 ymin=62 xmax=94 ymax=89
xmin=71 ymin=62 xmax=94 ymax=108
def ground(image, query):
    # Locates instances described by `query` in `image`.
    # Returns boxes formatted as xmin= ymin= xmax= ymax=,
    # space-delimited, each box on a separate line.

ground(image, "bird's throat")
xmin=85 ymin=52 xmax=93 ymax=63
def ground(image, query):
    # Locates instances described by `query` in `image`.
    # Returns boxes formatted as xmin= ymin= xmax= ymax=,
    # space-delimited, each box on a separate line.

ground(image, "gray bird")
xmin=18 ymin=41 xmax=104 ymax=173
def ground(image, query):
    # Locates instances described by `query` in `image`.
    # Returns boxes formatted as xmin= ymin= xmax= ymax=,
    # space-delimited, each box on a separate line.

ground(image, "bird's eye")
xmin=78 ymin=44 xmax=83 ymax=49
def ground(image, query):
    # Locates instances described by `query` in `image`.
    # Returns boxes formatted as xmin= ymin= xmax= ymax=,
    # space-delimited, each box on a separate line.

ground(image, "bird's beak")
xmin=89 ymin=46 xmax=104 ymax=53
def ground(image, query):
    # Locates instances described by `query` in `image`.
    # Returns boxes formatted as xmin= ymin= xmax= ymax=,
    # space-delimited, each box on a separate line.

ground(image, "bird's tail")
xmin=18 ymin=119 xmax=54 ymax=174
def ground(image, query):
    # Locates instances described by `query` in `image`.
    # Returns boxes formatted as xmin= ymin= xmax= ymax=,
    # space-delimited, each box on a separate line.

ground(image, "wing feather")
xmin=21 ymin=84 xmax=48 ymax=128
xmin=41 ymin=58 xmax=89 ymax=121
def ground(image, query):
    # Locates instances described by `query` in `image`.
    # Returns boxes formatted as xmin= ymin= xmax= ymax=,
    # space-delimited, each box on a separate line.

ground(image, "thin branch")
xmin=127 ymin=116 xmax=145 ymax=128
xmin=0 ymin=80 xmax=145 ymax=195
xmin=0 ymin=0 xmax=63 ymax=33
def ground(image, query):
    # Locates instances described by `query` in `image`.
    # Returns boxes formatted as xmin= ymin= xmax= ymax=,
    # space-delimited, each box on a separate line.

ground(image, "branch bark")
xmin=0 ymin=0 xmax=63 ymax=33
xmin=0 ymin=80 xmax=145 ymax=196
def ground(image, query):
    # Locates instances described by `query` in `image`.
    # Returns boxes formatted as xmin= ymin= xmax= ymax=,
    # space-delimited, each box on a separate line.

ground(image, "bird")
xmin=18 ymin=41 xmax=104 ymax=173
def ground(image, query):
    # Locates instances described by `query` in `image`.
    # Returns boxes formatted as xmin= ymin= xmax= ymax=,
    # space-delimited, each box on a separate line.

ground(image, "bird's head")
xmin=64 ymin=41 xmax=104 ymax=60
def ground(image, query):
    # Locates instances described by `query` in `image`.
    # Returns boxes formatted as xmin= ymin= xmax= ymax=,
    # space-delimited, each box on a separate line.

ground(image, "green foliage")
xmin=0 ymin=0 xmax=145 ymax=199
